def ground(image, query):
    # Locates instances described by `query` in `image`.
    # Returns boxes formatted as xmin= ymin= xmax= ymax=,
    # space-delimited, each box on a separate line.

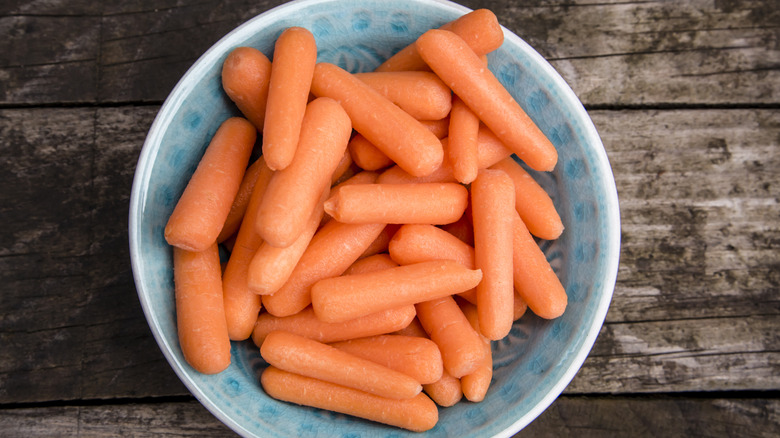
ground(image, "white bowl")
xmin=129 ymin=0 xmax=621 ymax=436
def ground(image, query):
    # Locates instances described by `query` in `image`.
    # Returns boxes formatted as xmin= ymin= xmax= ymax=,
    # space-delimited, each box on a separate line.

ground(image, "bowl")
xmin=128 ymin=0 xmax=621 ymax=436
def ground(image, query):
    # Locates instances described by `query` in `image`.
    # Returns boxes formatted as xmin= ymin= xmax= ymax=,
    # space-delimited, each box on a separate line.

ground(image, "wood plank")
xmin=598 ymin=109 xmax=780 ymax=322
xmin=1 ymin=107 xmax=777 ymax=403
xmin=568 ymin=315 xmax=780 ymax=393
xmin=0 ymin=397 xmax=777 ymax=437
xmin=0 ymin=106 xmax=187 ymax=403
xmin=2 ymin=0 xmax=778 ymax=105
xmin=485 ymin=0 xmax=780 ymax=106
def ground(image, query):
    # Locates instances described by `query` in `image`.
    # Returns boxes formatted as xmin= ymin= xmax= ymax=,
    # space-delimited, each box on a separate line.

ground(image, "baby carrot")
xmin=441 ymin=210 xmax=474 ymax=246
xmin=312 ymin=260 xmax=483 ymax=323
xmin=420 ymin=117 xmax=450 ymax=139
xmin=331 ymin=149 xmax=355 ymax=185
xmin=491 ymin=156 xmax=564 ymax=240
xmin=416 ymin=29 xmax=558 ymax=172
xmin=390 ymin=318 xmax=464 ymax=407
xmin=262 ymin=27 xmax=317 ymax=170
xmin=424 ymin=369 xmax=463 ymax=407
xmin=221 ymin=157 xmax=274 ymax=340
xmin=448 ymin=95 xmax=480 ymax=184
xmin=324 ymin=182 xmax=468 ymax=225
xmin=512 ymin=212 xmax=568 ymax=319
xmin=459 ymin=300 xmax=493 ymax=402
xmin=261 ymin=366 xmax=438 ymax=432
xmin=359 ymin=224 xmax=401 ymax=259
xmin=217 ymin=157 xmax=264 ymax=243
xmin=375 ymin=125 xmax=512 ymax=185
xmin=323 ymin=170 xmax=380 ymax=225
xmin=388 ymin=223 xmax=475 ymax=269
xmin=331 ymin=335 xmax=443 ymax=385
xmin=261 ymin=219 xmax=385 ymax=317
xmin=252 ymin=305 xmax=416 ymax=346
xmin=261 ymin=331 xmax=422 ymax=399
xmin=472 ymin=169 xmax=515 ymax=340
xmin=311 ymin=62 xmax=443 ymax=177
xmin=375 ymin=9 xmax=503 ymax=72
xmin=255 ymin=97 xmax=352 ymax=248
xmin=514 ymin=289 xmax=529 ymax=320
xmin=348 ymin=133 xmax=394 ymax=171
xmin=354 ymin=71 xmax=452 ymax=121
xmin=173 ymin=244 xmax=231 ymax=374
xmin=221 ymin=47 xmax=272 ymax=130
xmin=247 ymin=187 xmax=328 ymax=295
xmin=165 ymin=117 xmax=256 ymax=252
xmin=415 ymin=295 xmax=486 ymax=378
xmin=344 ymin=253 xmax=398 ymax=276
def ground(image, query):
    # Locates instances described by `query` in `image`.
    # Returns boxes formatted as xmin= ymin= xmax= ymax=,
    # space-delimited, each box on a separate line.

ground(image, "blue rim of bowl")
xmin=129 ymin=0 xmax=621 ymax=436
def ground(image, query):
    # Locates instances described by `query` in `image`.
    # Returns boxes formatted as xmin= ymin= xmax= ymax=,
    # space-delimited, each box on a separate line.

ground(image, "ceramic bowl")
xmin=129 ymin=0 xmax=621 ymax=436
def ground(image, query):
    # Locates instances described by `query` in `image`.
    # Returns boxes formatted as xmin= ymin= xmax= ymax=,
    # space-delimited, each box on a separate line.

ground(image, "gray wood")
xmin=2 ymin=0 xmax=778 ymax=105
xmin=0 ymin=397 xmax=777 ymax=437
xmin=1 ymin=106 xmax=777 ymax=404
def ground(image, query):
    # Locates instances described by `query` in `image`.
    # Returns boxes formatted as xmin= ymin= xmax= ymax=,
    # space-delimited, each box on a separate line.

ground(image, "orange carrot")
xmin=448 ymin=95 xmax=480 ymax=184
xmin=459 ymin=300 xmax=493 ymax=402
xmin=420 ymin=117 xmax=450 ymax=139
xmin=441 ymin=210 xmax=474 ymax=246
xmin=261 ymin=219 xmax=385 ymax=317
xmin=390 ymin=318 xmax=464 ymax=406
xmin=415 ymin=295 xmax=486 ymax=378
xmin=247 ymin=187 xmax=328 ymax=295
xmin=388 ymin=223 xmax=475 ymax=268
xmin=165 ymin=117 xmax=256 ymax=252
xmin=252 ymin=305 xmax=416 ymax=346
xmin=312 ymin=260 xmax=483 ymax=323
xmin=416 ymin=29 xmax=558 ymax=172
xmin=261 ymin=366 xmax=438 ymax=432
xmin=262 ymin=27 xmax=318 ymax=170
xmin=221 ymin=158 xmax=274 ymax=340
xmin=388 ymin=223 xmax=478 ymax=303
xmin=217 ymin=157 xmax=265 ymax=243
xmin=512 ymin=211 xmax=567 ymax=319
xmin=330 ymin=148 xmax=355 ymax=185
xmin=173 ymin=244 xmax=231 ymax=374
xmin=331 ymin=335 xmax=443 ymax=385
xmin=221 ymin=47 xmax=272 ymax=130
xmin=424 ymin=369 xmax=463 ymax=407
xmin=255 ymin=97 xmax=352 ymax=248
xmin=323 ymin=170 xmax=380 ymax=225
xmin=355 ymin=71 xmax=452 ymax=120
xmin=311 ymin=62 xmax=443 ymax=177
xmin=472 ymin=168 xmax=515 ymax=340
xmin=324 ymin=182 xmax=468 ymax=225
xmin=261 ymin=331 xmax=422 ymax=399
xmin=344 ymin=253 xmax=398 ymax=276
xmin=375 ymin=9 xmax=503 ymax=72
xmin=359 ymin=223 xmax=401 ymax=259
xmin=375 ymin=125 xmax=512 ymax=185
xmin=348 ymin=133 xmax=394 ymax=171
xmin=514 ymin=289 xmax=529 ymax=320
xmin=491 ymin=156 xmax=564 ymax=240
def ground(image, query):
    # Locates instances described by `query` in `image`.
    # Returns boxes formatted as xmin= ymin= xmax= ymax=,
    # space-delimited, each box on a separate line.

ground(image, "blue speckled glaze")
xmin=128 ymin=0 xmax=621 ymax=437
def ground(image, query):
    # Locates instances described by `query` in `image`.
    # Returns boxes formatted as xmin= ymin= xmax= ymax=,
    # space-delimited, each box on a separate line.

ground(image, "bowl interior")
xmin=129 ymin=0 xmax=620 ymax=437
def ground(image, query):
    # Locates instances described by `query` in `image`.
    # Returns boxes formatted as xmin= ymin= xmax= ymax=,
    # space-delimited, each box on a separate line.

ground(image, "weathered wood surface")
xmin=1 ymin=396 xmax=777 ymax=437
xmin=2 ymin=0 xmax=779 ymax=106
xmin=2 ymin=106 xmax=777 ymax=404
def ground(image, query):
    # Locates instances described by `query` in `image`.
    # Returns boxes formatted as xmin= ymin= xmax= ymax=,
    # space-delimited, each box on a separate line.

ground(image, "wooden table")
xmin=2 ymin=0 xmax=778 ymax=436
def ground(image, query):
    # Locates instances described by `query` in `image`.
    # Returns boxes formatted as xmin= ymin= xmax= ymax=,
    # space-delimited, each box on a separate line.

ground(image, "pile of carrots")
xmin=164 ymin=8 xmax=567 ymax=433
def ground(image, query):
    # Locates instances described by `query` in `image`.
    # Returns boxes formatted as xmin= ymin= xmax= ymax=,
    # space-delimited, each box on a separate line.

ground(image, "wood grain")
xmin=1 ymin=0 xmax=778 ymax=105
xmin=0 ymin=397 xmax=777 ymax=437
